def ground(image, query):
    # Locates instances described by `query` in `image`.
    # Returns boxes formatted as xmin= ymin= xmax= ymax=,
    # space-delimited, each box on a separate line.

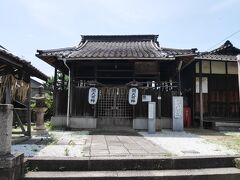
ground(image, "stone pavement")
xmin=82 ymin=130 xmax=168 ymax=157
xmin=12 ymin=130 xmax=169 ymax=158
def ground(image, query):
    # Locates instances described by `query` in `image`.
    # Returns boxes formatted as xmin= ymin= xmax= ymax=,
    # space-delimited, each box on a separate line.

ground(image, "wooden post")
xmin=53 ymin=67 xmax=57 ymax=116
xmin=62 ymin=73 xmax=65 ymax=90
xmin=157 ymin=90 xmax=161 ymax=119
xmin=5 ymin=86 xmax=11 ymax=104
xmin=69 ymin=70 xmax=73 ymax=117
xmin=177 ymin=61 xmax=183 ymax=96
xmin=26 ymin=78 xmax=31 ymax=137
xmin=237 ymin=55 xmax=240 ymax=101
xmin=178 ymin=71 xmax=181 ymax=96
xmin=199 ymin=60 xmax=203 ymax=128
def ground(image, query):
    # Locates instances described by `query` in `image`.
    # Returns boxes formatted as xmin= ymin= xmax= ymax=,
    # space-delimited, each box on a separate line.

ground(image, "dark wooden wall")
xmin=194 ymin=74 xmax=239 ymax=121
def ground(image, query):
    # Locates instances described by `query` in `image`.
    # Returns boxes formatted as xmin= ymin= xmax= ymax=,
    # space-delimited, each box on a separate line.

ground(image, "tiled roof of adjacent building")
xmin=37 ymin=35 xmax=197 ymax=63
xmin=196 ymin=40 xmax=240 ymax=61
xmin=0 ymin=46 xmax=48 ymax=81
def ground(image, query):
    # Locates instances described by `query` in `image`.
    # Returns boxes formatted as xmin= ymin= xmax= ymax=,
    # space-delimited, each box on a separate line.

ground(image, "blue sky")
xmin=1 ymin=0 xmax=240 ymax=79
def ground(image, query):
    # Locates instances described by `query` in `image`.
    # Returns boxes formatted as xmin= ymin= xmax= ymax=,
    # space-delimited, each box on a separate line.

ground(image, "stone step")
xmin=25 ymin=156 xmax=238 ymax=171
xmin=215 ymin=122 xmax=240 ymax=131
xmin=23 ymin=167 xmax=240 ymax=180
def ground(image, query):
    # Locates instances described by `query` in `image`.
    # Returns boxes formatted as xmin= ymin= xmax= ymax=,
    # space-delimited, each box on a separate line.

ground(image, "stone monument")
xmin=32 ymin=86 xmax=48 ymax=135
xmin=0 ymin=104 xmax=24 ymax=179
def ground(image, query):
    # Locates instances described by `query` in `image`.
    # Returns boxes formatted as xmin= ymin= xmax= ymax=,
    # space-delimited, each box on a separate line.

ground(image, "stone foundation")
xmin=51 ymin=116 xmax=97 ymax=129
xmin=133 ymin=117 xmax=172 ymax=130
xmin=51 ymin=116 xmax=172 ymax=130
xmin=0 ymin=153 xmax=24 ymax=180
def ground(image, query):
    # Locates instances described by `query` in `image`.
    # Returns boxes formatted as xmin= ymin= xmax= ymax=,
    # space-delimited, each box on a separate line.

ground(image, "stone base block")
xmin=51 ymin=116 xmax=97 ymax=129
xmin=0 ymin=153 xmax=24 ymax=180
xmin=70 ymin=117 xmax=97 ymax=129
xmin=32 ymin=129 xmax=49 ymax=136
xmin=133 ymin=117 xmax=172 ymax=130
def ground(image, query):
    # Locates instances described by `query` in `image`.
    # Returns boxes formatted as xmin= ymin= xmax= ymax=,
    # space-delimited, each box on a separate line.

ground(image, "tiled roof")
xmin=0 ymin=46 xmax=48 ymax=81
xmin=196 ymin=40 xmax=240 ymax=61
xmin=161 ymin=47 xmax=197 ymax=56
xmin=209 ymin=40 xmax=240 ymax=55
xmin=196 ymin=54 xmax=237 ymax=61
xmin=37 ymin=35 xmax=196 ymax=61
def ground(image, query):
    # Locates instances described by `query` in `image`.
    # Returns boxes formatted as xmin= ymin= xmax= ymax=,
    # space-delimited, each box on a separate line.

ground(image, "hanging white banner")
xmin=88 ymin=87 xmax=98 ymax=105
xmin=128 ymin=88 xmax=138 ymax=105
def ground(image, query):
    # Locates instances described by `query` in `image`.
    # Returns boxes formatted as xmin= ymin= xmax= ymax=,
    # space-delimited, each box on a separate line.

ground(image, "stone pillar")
xmin=0 ymin=104 xmax=24 ymax=180
xmin=0 ymin=104 xmax=13 ymax=155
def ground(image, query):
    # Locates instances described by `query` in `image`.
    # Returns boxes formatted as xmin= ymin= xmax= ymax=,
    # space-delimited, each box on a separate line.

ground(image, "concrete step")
xmin=25 ymin=156 xmax=238 ymax=171
xmin=215 ymin=122 xmax=240 ymax=131
xmin=23 ymin=167 xmax=240 ymax=180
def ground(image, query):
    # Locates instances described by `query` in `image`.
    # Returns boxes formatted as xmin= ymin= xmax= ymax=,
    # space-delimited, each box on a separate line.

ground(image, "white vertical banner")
xmin=88 ymin=87 xmax=98 ymax=104
xmin=128 ymin=88 xmax=138 ymax=105
xmin=237 ymin=55 xmax=240 ymax=101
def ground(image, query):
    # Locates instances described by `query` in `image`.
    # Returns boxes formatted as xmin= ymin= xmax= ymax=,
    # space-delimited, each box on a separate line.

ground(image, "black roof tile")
xmin=37 ymin=35 xmax=196 ymax=62
xmin=0 ymin=46 xmax=48 ymax=81
xmin=196 ymin=40 xmax=240 ymax=61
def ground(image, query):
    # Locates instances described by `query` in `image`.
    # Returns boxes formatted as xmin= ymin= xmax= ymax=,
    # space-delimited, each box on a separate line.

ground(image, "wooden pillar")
xmin=62 ymin=73 xmax=65 ymax=90
xmin=199 ymin=60 xmax=203 ymax=128
xmin=237 ymin=55 xmax=240 ymax=101
xmin=53 ymin=66 xmax=58 ymax=116
xmin=157 ymin=90 xmax=161 ymax=119
xmin=26 ymin=76 xmax=31 ymax=137
xmin=5 ymin=86 xmax=11 ymax=104
xmin=178 ymin=71 xmax=181 ymax=96
xmin=177 ymin=61 xmax=183 ymax=96
xmin=69 ymin=70 xmax=73 ymax=117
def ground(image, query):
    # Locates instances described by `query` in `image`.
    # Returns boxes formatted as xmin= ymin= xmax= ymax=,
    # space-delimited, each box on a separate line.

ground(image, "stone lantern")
xmin=32 ymin=86 xmax=48 ymax=135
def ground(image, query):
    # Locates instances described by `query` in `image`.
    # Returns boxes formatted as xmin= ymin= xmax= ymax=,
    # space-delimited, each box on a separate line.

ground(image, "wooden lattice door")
xmin=97 ymin=87 xmax=132 ymax=128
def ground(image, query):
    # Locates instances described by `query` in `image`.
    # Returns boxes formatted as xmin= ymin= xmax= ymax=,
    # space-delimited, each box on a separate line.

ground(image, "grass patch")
xmin=187 ymin=128 xmax=240 ymax=153
xmin=68 ymin=140 xmax=76 ymax=146
xmin=47 ymin=133 xmax=58 ymax=145
xmin=64 ymin=147 xmax=70 ymax=156
xmin=45 ymin=121 xmax=54 ymax=130
xmin=234 ymin=158 xmax=240 ymax=169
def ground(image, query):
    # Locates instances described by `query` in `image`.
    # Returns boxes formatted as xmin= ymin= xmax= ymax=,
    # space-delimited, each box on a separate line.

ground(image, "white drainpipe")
xmin=63 ymin=58 xmax=71 ymax=128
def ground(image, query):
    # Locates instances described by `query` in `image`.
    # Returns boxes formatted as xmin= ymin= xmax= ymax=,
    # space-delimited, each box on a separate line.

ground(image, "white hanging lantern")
xmin=88 ymin=87 xmax=98 ymax=105
xmin=128 ymin=87 xmax=138 ymax=105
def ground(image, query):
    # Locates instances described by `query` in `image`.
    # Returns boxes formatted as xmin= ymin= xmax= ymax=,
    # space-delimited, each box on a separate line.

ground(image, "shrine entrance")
xmin=97 ymin=87 xmax=133 ymax=128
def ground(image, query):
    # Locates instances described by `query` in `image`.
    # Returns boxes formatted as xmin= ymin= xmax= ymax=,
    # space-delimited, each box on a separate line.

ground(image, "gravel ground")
xmin=12 ymin=130 xmax=239 ymax=157
xmin=139 ymin=130 xmax=238 ymax=156
xmin=12 ymin=131 xmax=89 ymax=157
